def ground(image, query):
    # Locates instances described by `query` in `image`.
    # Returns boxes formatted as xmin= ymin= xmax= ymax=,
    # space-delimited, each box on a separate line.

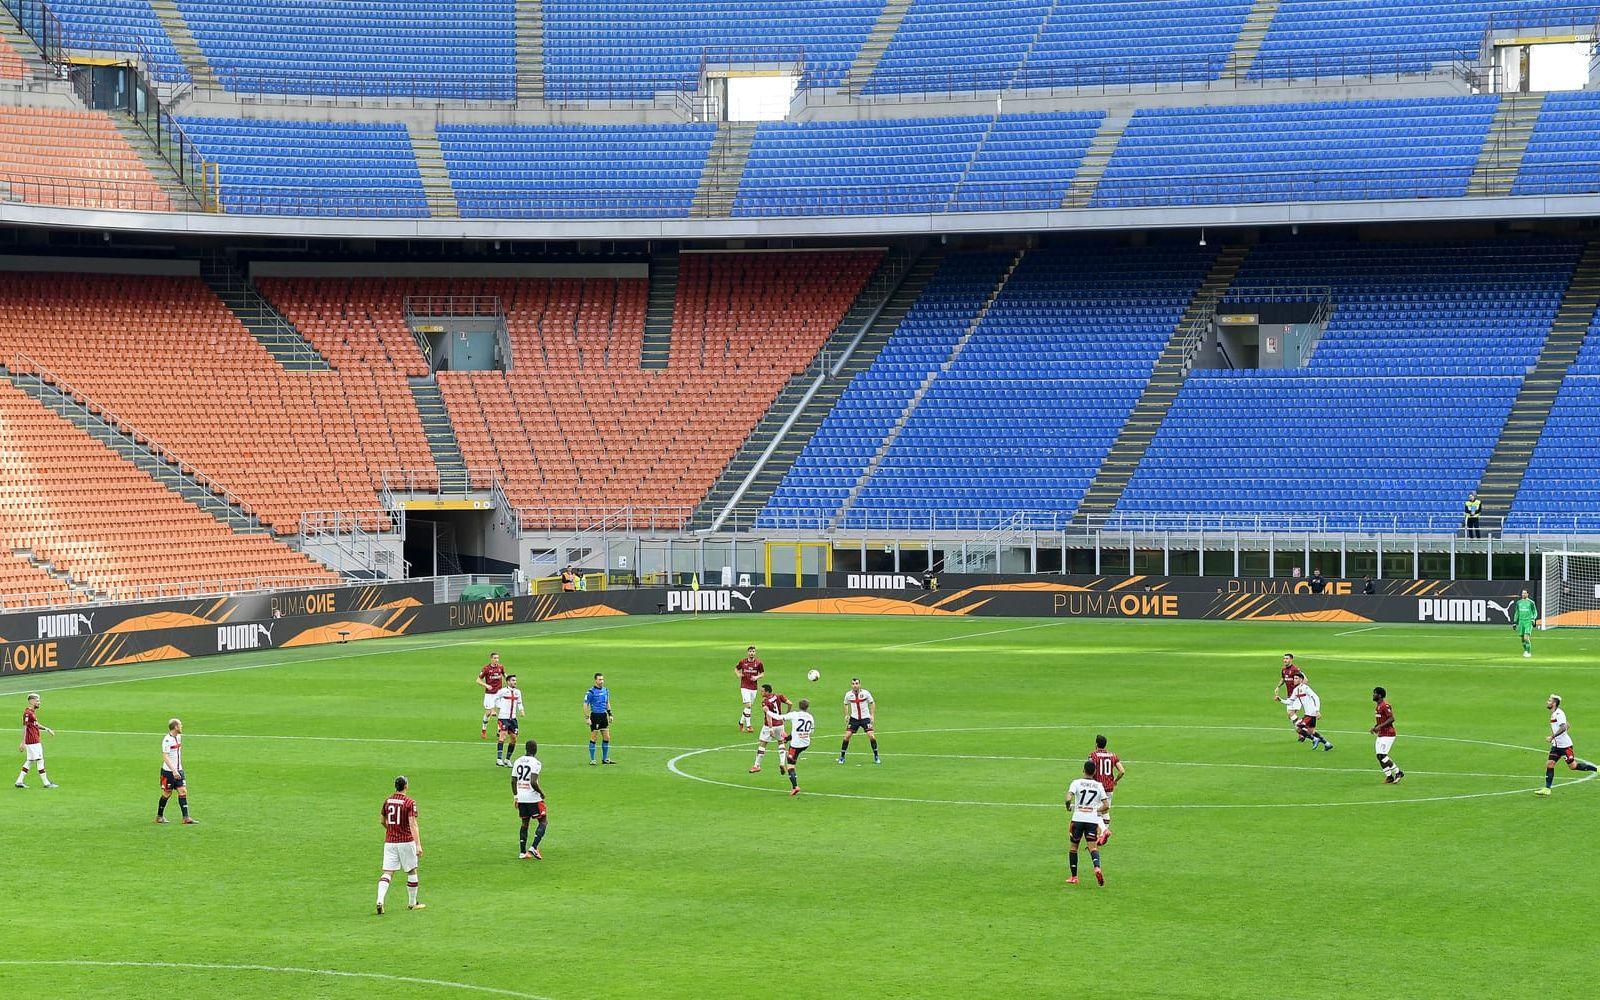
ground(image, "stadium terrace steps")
xmin=516 ymin=0 xmax=545 ymax=102
xmin=641 ymin=248 xmax=679 ymax=369
xmin=845 ymin=0 xmax=911 ymax=93
xmin=1062 ymin=110 xmax=1130 ymax=209
xmin=199 ymin=255 xmax=329 ymax=371
xmin=830 ymin=247 xmax=1026 ymax=530
xmin=690 ymin=121 xmax=758 ymax=218
xmin=1075 ymin=244 xmax=1249 ymax=524
xmin=7 ymin=370 xmax=267 ymax=536
xmin=689 ymin=244 xmax=930 ymax=530
xmin=1221 ymin=0 xmax=1281 ymax=80
xmin=1469 ymin=92 xmax=1544 ymax=198
xmin=6 ymin=550 xmax=96 ymax=606
xmin=408 ymin=123 xmax=460 ymax=219
xmin=0 ymin=7 xmax=54 ymax=82
xmin=409 ymin=378 xmax=470 ymax=493
xmin=148 ymin=0 xmax=219 ymax=88
xmin=1478 ymin=239 xmax=1600 ymax=519
xmin=106 ymin=110 xmax=203 ymax=211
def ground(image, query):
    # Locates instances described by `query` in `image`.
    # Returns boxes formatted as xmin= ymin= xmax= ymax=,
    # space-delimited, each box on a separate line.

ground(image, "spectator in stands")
xmin=1464 ymin=492 xmax=1482 ymax=539
xmin=1308 ymin=567 xmax=1327 ymax=595
xmin=922 ymin=567 xmax=937 ymax=592
xmin=1291 ymin=565 xmax=1302 ymax=579
xmin=560 ymin=566 xmax=577 ymax=592
xmin=1362 ymin=575 xmax=1376 ymax=595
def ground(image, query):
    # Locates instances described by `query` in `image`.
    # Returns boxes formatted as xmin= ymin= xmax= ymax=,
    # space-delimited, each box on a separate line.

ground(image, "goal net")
xmin=1539 ymin=551 xmax=1600 ymax=629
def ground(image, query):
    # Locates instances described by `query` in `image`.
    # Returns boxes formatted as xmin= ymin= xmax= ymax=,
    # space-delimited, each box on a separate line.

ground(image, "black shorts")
xmin=1070 ymin=820 xmax=1101 ymax=843
xmin=847 ymin=716 xmax=874 ymax=734
xmin=589 ymin=711 xmax=610 ymax=731
xmin=1550 ymin=745 xmax=1576 ymax=763
xmin=785 ymin=744 xmax=808 ymax=765
xmin=517 ymin=801 xmax=547 ymax=820
xmin=498 ymin=717 xmax=518 ymax=735
xmin=160 ymin=769 xmax=185 ymax=792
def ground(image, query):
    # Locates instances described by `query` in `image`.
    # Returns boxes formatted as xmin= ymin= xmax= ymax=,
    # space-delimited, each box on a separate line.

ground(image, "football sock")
xmin=788 ymin=769 xmax=798 ymax=789
xmin=869 ymin=738 xmax=879 ymax=759
xmin=178 ymin=796 xmax=189 ymax=819
xmin=840 ymin=740 xmax=849 ymax=759
xmin=519 ymin=820 xmax=529 ymax=854
xmin=532 ymin=818 xmax=547 ymax=848
xmin=1523 ymin=639 xmax=1532 ymax=654
xmin=15 ymin=767 xmax=26 ymax=784
xmin=406 ymin=878 xmax=418 ymax=906
xmin=1090 ymin=850 xmax=1101 ymax=870
xmin=753 ymin=748 xmax=765 ymax=767
xmin=588 ymin=741 xmax=597 ymax=762
xmin=740 ymin=708 xmax=752 ymax=727
xmin=1577 ymin=760 xmax=1598 ymax=772
xmin=377 ymin=875 xmax=391 ymax=905
xmin=1546 ymin=766 xmax=1555 ymax=788
xmin=157 ymin=796 xmax=168 ymax=817
xmin=602 ymin=741 xmax=610 ymax=762
xmin=1069 ymin=850 xmax=1079 ymax=876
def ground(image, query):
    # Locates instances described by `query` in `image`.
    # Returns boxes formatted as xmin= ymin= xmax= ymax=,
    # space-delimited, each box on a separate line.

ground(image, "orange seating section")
xmin=0 ymin=107 xmax=170 ymax=211
xmin=0 ymin=39 xmax=26 ymax=82
xmin=0 ymin=551 xmax=86 ymax=609
xmin=431 ymin=250 xmax=880 ymax=527
xmin=0 ymin=382 xmax=337 ymax=599
xmin=0 ymin=272 xmax=432 ymax=533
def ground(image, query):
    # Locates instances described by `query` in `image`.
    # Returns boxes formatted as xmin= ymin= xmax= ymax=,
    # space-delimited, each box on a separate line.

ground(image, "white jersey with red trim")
xmin=782 ymin=711 xmax=815 ymax=749
xmin=1552 ymin=708 xmax=1573 ymax=749
xmin=161 ymin=733 xmax=182 ymax=772
xmin=844 ymin=688 xmax=874 ymax=721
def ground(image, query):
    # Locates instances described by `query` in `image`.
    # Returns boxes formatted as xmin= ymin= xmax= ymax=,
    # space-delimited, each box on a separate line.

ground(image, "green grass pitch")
xmin=1 ymin=613 xmax=1596 ymax=999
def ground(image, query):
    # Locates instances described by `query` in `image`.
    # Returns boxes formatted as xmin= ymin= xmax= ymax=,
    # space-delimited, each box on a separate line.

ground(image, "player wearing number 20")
xmin=1066 ymin=761 xmax=1109 ymax=887
xmin=779 ymin=699 xmax=815 ymax=797
xmin=510 ymin=740 xmax=548 ymax=860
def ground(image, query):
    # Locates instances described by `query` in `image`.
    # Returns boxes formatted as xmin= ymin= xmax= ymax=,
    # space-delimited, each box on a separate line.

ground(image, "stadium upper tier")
xmin=45 ymin=0 xmax=1591 ymax=97
xmin=16 ymin=93 xmax=1589 ymax=219
xmin=1507 ymin=316 xmax=1600 ymax=530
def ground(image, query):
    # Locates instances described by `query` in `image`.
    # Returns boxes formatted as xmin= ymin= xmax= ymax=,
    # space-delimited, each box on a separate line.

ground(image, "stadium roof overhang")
xmin=5 ymin=194 xmax=1600 ymax=242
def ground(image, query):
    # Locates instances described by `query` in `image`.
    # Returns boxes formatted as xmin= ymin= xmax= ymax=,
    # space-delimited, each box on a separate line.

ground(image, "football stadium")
xmin=1 ymin=1 xmax=1600 ymax=996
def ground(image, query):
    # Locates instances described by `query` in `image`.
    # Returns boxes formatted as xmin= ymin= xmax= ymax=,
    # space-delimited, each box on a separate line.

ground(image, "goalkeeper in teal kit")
xmin=1512 ymin=589 xmax=1538 ymax=658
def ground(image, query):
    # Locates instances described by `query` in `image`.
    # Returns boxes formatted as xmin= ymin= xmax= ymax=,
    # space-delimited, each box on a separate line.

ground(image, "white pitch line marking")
xmin=0 ymin=959 xmax=550 ymax=999
xmin=880 ymin=619 xmax=1074 ymax=650
xmin=58 ymin=729 xmax=698 ymax=753
xmin=1334 ymin=625 xmax=1384 ymax=636
xmin=0 ymin=614 xmax=710 ymax=700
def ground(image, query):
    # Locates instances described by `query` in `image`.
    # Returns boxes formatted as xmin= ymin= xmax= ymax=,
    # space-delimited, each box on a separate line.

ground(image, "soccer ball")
xmin=806 ymin=669 xmax=820 ymax=682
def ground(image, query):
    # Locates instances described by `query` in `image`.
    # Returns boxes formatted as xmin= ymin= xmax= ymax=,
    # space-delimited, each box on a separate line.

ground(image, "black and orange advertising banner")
xmin=0 ymin=585 xmax=1527 ymax=678
xmin=826 ymin=572 xmax=1520 ymax=598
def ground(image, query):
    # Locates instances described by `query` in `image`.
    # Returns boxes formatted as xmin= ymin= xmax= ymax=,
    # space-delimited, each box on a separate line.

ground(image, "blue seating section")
xmin=439 ymin=124 xmax=716 ymax=219
xmin=50 ymin=0 xmax=189 ymax=82
xmin=1507 ymin=320 xmax=1600 ymax=531
xmin=178 ymin=1 xmax=515 ymax=99
xmin=735 ymin=112 xmax=1103 ymax=217
xmin=1250 ymin=2 xmax=1600 ymax=80
xmin=759 ymin=245 xmax=1214 ymax=529
xmin=177 ymin=117 xmax=427 ymax=218
xmin=543 ymin=1 xmax=880 ymax=101
xmin=1115 ymin=239 xmax=1582 ymax=530
xmin=1513 ymin=91 xmax=1600 ymax=197
xmin=1093 ymin=97 xmax=1497 ymax=208
xmin=867 ymin=1 xmax=1249 ymax=94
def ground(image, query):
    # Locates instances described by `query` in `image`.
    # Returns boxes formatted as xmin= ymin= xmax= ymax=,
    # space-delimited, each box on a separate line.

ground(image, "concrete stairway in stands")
xmin=516 ymin=0 xmax=545 ymax=102
xmin=1062 ymin=110 xmax=1131 ymax=208
xmin=107 ymin=110 xmax=203 ymax=210
xmin=149 ymin=0 xmax=220 ymax=89
xmin=1220 ymin=0 xmax=1281 ymax=80
xmin=641 ymin=247 xmax=679 ymax=368
xmin=844 ymin=0 xmax=911 ymax=93
xmin=690 ymin=122 xmax=758 ymax=217
xmin=6 ymin=369 xmax=267 ymax=535
xmin=1476 ymin=239 xmax=1600 ymax=519
xmin=199 ymin=255 xmax=329 ymax=371
xmin=409 ymin=378 xmax=470 ymax=493
xmin=832 ymin=248 xmax=1023 ymax=530
xmin=408 ymin=123 xmax=460 ymax=218
xmin=689 ymin=245 xmax=939 ymax=531
xmin=1469 ymin=92 xmax=1545 ymax=197
xmin=13 ymin=550 xmax=101 ymax=602
xmin=0 ymin=6 xmax=58 ymax=85
xmin=1073 ymin=245 xmax=1251 ymax=524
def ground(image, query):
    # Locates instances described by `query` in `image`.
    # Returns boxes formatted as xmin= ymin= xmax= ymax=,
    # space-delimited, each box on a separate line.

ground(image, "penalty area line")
xmin=0 ymin=960 xmax=550 ymax=999
xmin=880 ymin=619 xmax=1074 ymax=650
xmin=1334 ymin=625 xmax=1384 ymax=637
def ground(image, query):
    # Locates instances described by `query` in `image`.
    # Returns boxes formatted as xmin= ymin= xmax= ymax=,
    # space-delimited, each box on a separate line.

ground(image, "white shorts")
xmin=382 ymin=841 xmax=419 ymax=872
xmin=23 ymin=742 xmax=42 ymax=763
xmin=483 ymin=692 xmax=498 ymax=712
xmin=741 ymin=688 xmax=757 ymax=706
xmin=760 ymin=724 xmax=786 ymax=744
xmin=1374 ymin=736 xmax=1395 ymax=755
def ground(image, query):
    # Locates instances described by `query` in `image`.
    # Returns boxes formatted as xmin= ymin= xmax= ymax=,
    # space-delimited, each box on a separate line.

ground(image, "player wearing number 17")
xmin=376 ymin=775 xmax=424 ymax=914
xmin=1065 ymin=761 xmax=1108 ymax=886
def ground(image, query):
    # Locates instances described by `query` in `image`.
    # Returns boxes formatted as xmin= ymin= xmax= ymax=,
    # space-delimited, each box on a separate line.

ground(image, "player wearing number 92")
xmin=1065 ymin=761 xmax=1109 ymax=887
xmin=510 ymin=740 xmax=548 ymax=861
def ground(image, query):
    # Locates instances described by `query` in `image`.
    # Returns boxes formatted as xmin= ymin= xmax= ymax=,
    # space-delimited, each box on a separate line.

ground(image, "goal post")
xmin=1539 ymin=551 xmax=1600 ymax=629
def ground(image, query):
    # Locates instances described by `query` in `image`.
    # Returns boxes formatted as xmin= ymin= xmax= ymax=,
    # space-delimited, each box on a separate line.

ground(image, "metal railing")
xmin=1 ymin=0 xmax=64 ymax=67
xmin=0 ymin=573 xmax=491 ymax=614
xmin=0 ymin=171 xmax=178 ymax=212
xmin=6 ymin=355 xmax=262 ymax=525
xmin=379 ymin=468 xmax=500 ymax=501
xmin=512 ymin=505 xmax=694 ymax=534
xmin=404 ymin=295 xmax=504 ymax=319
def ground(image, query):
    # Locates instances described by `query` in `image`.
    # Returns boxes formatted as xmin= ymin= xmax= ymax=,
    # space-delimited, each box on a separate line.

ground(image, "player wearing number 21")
xmin=377 ymin=775 xmax=424 ymax=914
